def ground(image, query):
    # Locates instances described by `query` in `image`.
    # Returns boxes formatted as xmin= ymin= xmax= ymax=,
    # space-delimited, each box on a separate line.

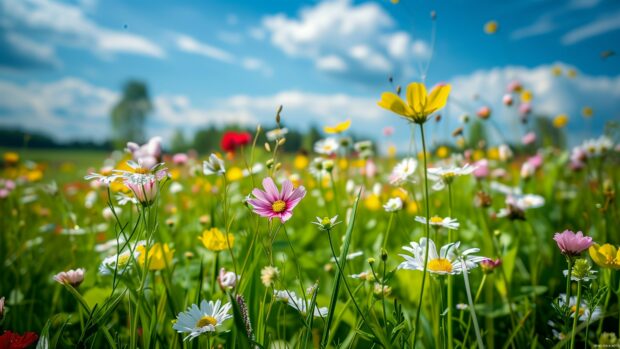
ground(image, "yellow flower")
xmin=553 ymin=114 xmax=568 ymax=128
xmin=567 ymin=68 xmax=577 ymax=78
xmin=487 ymin=147 xmax=499 ymax=160
xmin=137 ymin=243 xmax=174 ymax=271
xmin=387 ymin=145 xmax=397 ymax=158
xmin=378 ymin=82 xmax=451 ymax=124
xmin=324 ymin=119 xmax=351 ymax=134
xmin=199 ymin=228 xmax=234 ymax=252
xmin=582 ymin=106 xmax=593 ymax=118
xmin=589 ymin=243 xmax=620 ymax=269
xmin=436 ymin=146 xmax=449 ymax=159
xmin=168 ymin=168 xmax=181 ymax=180
xmin=484 ymin=20 xmax=499 ymax=34
xmin=520 ymin=90 xmax=533 ymax=103
xmin=226 ymin=167 xmax=243 ymax=181
xmin=364 ymin=194 xmax=382 ymax=211
xmin=27 ymin=169 xmax=43 ymax=182
xmin=552 ymin=66 xmax=562 ymax=76
xmin=3 ymin=152 xmax=19 ymax=164
xmin=293 ymin=154 xmax=309 ymax=170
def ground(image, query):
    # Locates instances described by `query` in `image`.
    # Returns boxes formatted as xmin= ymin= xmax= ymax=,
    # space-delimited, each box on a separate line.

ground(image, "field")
xmin=0 ymin=98 xmax=619 ymax=349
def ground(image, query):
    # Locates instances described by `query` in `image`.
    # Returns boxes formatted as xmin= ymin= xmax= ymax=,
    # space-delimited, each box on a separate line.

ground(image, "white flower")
xmin=314 ymin=138 xmax=339 ymax=155
xmin=383 ymin=197 xmax=403 ymax=212
xmin=389 ymin=158 xmax=418 ymax=185
xmin=428 ymin=164 xmax=476 ymax=191
xmin=242 ymin=163 xmax=264 ymax=177
xmin=99 ymin=250 xmax=140 ymax=276
xmin=172 ymin=300 xmax=233 ymax=341
xmin=53 ymin=268 xmax=85 ymax=287
xmin=415 ymin=216 xmax=459 ymax=230
xmin=558 ymin=295 xmax=602 ymax=322
xmin=309 ymin=158 xmax=330 ymax=178
xmin=273 ymin=290 xmax=328 ymax=317
xmin=217 ymin=268 xmax=239 ymax=289
xmin=312 ymin=215 xmax=342 ymax=231
xmin=581 ymin=136 xmax=614 ymax=157
xmin=169 ymin=182 xmax=183 ymax=194
xmin=498 ymin=144 xmax=513 ymax=161
xmin=349 ymin=271 xmax=374 ymax=281
xmin=266 ymin=128 xmax=289 ymax=142
xmin=203 ymin=154 xmax=226 ymax=175
xmin=261 ymin=266 xmax=279 ymax=287
xmin=398 ymin=238 xmax=486 ymax=275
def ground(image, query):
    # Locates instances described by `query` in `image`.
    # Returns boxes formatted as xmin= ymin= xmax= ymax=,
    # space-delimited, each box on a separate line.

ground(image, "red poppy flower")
xmin=0 ymin=331 xmax=38 ymax=349
xmin=221 ymin=131 xmax=252 ymax=153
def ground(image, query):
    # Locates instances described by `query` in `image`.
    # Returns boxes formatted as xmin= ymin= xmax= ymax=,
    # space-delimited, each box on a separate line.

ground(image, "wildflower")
xmin=389 ymin=158 xmax=417 ymax=185
xmin=172 ymin=153 xmax=189 ymax=165
xmin=479 ymin=258 xmax=502 ymax=274
xmin=221 ymin=131 xmax=251 ymax=153
xmin=589 ymin=243 xmax=620 ymax=269
xmin=3 ymin=152 xmax=19 ymax=165
xmin=137 ymin=243 xmax=174 ymax=271
xmin=522 ymin=132 xmax=536 ymax=145
xmin=553 ymin=230 xmax=593 ymax=256
xmin=456 ymin=303 xmax=468 ymax=310
xmin=484 ymin=20 xmax=498 ymax=34
xmin=314 ymin=138 xmax=339 ymax=155
xmin=476 ymin=106 xmax=491 ymax=119
xmin=472 ymin=159 xmax=489 ymax=179
xmin=324 ymin=120 xmax=351 ymax=134
xmin=273 ymin=290 xmax=328 ymax=317
xmin=172 ymin=300 xmax=233 ymax=341
xmin=199 ymin=228 xmax=234 ymax=252
xmin=312 ymin=215 xmax=341 ymax=231
xmin=502 ymin=94 xmax=513 ymax=106
xmin=261 ymin=266 xmax=279 ymax=287
xmin=0 ymin=179 xmax=15 ymax=199
xmin=53 ymin=268 xmax=85 ymax=287
xmin=558 ymin=295 xmax=602 ymax=322
xmin=218 ymin=268 xmax=239 ymax=290
xmin=247 ymin=178 xmax=306 ymax=223
xmin=0 ymin=331 xmax=39 ymax=349
xmin=349 ymin=272 xmax=374 ymax=281
xmin=497 ymin=194 xmax=545 ymax=220
xmin=553 ymin=114 xmax=568 ymax=128
xmin=203 ymin=154 xmax=226 ymax=175
xmin=377 ymin=82 xmax=451 ymax=124
xmin=506 ymin=80 xmax=522 ymax=93
xmin=266 ymin=128 xmax=289 ymax=142
xmin=373 ymin=283 xmax=392 ymax=297
xmin=383 ymin=197 xmax=403 ymax=212
xmin=564 ymin=258 xmax=596 ymax=282
xmin=415 ymin=216 xmax=459 ymax=230
xmin=99 ymin=250 xmax=140 ymax=275
xmin=383 ymin=126 xmax=394 ymax=136
xmin=428 ymin=164 xmax=476 ymax=190
xmin=126 ymin=137 xmax=162 ymax=169
xmin=398 ymin=238 xmax=486 ymax=275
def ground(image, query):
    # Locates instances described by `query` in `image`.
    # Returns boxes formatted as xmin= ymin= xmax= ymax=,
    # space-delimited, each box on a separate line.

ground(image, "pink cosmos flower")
xmin=553 ymin=230 xmax=593 ymax=256
xmin=248 ymin=178 xmax=306 ymax=223
xmin=125 ymin=176 xmax=158 ymax=206
xmin=473 ymin=159 xmax=489 ymax=179
xmin=172 ymin=153 xmax=189 ymax=165
xmin=126 ymin=137 xmax=162 ymax=169
xmin=53 ymin=268 xmax=85 ymax=287
xmin=522 ymin=132 xmax=537 ymax=145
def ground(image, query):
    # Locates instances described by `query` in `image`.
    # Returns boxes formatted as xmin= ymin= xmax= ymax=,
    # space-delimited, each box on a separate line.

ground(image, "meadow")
xmin=0 ymin=83 xmax=619 ymax=349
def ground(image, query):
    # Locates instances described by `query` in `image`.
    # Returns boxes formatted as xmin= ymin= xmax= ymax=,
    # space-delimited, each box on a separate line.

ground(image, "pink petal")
xmin=281 ymin=180 xmax=294 ymax=201
xmin=262 ymin=177 xmax=280 ymax=201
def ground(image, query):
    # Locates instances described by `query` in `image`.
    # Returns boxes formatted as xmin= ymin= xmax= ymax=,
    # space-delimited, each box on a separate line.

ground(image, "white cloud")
xmin=261 ymin=0 xmax=430 ymax=84
xmin=0 ymin=0 xmax=165 ymax=66
xmin=511 ymin=16 xmax=555 ymax=40
xmin=173 ymin=33 xmax=272 ymax=76
xmin=561 ymin=11 xmax=620 ymax=45
xmin=448 ymin=63 xmax=620 ymax=143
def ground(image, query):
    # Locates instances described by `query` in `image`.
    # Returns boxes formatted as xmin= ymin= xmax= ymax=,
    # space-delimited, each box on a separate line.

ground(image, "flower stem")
xmin=412 ymin=123 xmax=431 ymax=348
xmin=447 ymin=183 xmax=454 ymax=349
xmin=461 ymin=258 xmax=485 ymax=349
xmin=570 ymin=281 xmax=582 ymax=349
xmin=566 ymin=257 xmax=574 ymax=307
xmin=381 ymin=212 xmax=395 ymax=251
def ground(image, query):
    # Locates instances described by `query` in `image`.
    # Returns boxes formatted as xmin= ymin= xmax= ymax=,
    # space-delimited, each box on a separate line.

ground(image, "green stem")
xmin=566 ymin=258 xmax=574 ymax=307
xmin=447 ymin=183 xmax=454 ymax=349
xmin=382 ymin=212 xmax=395 ymax=250
xmin=413 ymin=123 xmax=431 ymax=348
xmin=570 ymin=281 xmax=582 ymax=349
xmin=461 ymin=259 xmax=485 ymax=349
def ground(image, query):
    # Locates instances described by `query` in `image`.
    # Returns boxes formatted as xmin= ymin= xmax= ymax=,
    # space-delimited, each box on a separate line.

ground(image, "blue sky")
xmin=0 ymin=0 xmax=619 ymax=149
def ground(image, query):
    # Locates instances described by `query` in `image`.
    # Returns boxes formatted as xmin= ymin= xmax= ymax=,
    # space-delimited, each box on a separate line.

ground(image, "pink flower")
xmin=526 ymin=153 xmax=543 ymax=169
xmin=172 ymin=153 xmax=189 ymax=165
xmin=125 ymin=176 xmax=158 ymax=206
xmin=553 ymin=230 xmax=592 ymax=256
xmin=126 ymin=137 xmax=162 ymax=169
xmin=477 ymin=106 xmax=492 ymax=119
xmin=53 ymin=268 xmax=85 ymax=287
xmin=383 ymin=126 xmax=394 ymax=137
xmin=218 ymin=268 xmax=239 ymax=290
xmin=519 ymin=103 xmax=532 ymax=116
xmin=502 ymin=94 xmax=513 ymax=106
xmin=507 ymin=80 xmax=522 ymax=93
xmin=522 ymin=132 xmax=536 ymax=145
xmin=473 ymin=159 xmax=489 ymax=179
xmin=480 ymin=258 xmax=502 ymax=273
xmin=248 ymin=178 xmax=306 ymax=223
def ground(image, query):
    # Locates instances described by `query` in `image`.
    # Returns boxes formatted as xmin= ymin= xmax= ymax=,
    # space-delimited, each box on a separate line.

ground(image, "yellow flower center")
xmin=272 ymin=200 xmax=287 ymax=213
xmin=134 ymin=167 xmax=149 ymax=174
xmin=195 ymin=315 xmax=217 ymax=328
xmin=570 ymin=305 xmax=585 ymax=316
xmin=117 ymin=253 xmax=131 ymax=267
xmin=430 ymin=216 xmax=444 ymax=224
xmin=443 ymin=172 xmax=455 ymax=178
xmin=321 ymin=217 xmax=332 ymax=225
xmin=428 ymin=258 xmax=453 ymax=273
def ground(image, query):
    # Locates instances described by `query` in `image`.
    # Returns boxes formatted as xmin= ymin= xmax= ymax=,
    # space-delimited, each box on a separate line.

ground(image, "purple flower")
xmin=553 ymin=230 xmax=593 ymax=256
xmin=247 ymin=178 xmax=306 ymax=223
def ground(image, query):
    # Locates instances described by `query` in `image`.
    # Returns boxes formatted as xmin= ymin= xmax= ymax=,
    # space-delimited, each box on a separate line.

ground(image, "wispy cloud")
xmin=561 ymin=11 xmax=620 ymax=45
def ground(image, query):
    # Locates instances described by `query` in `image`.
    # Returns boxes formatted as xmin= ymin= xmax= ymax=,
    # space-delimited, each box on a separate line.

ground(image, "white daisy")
xmin=98 ymin=250 xmax=140 ymax=276
xmin=398 ymin=238 xmax=486 ymax=275
xmin=172 ymin=299 xmax=233 ymax=341
xmin=314 ymin=138 xmax=339 ymax=155
xmin=383 ymin=197 xmax=403 ymax=212
xmin=428 ymin=164 xmax=476 ymax=191
xmin=273 ymin=290 xmax=328 ymax=317
xmin=415 ymin=216 xmax=459 ymax=230
xmin=203 ymin=154 xmax=226 ymax=175
xmin=389 ymin=158 xmax=418 ymax=185
xmin=266 ymin=128 xmax=289 ymax=142
xmin=558 ymin=295 xmax=602 ymax=322
xmin=311 ymin=215 xmax=342 ymax=231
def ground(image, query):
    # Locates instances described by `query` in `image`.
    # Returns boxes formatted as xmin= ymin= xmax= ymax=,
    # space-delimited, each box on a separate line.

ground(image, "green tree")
xmin=170 ymin=128 xmax=188 ymax=153
xmin=111 ymin=81 xmax=152 ymax=148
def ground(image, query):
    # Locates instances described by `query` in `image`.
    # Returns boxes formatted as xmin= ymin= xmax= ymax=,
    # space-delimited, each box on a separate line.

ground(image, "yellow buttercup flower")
xmin=589 ymin=243 xmax=620 ymax=269
xmin=199 ymin=228 xmax=234 ymax=252
xmin=137 ymin=243 xmax=175 ymax=271
xmin=324 ymin=119 xmax=351 ymax=134
xmin=378 ymin=82 xmax=451 ymax=124
xmin=293 ymin=154 xmax=309 ymax=170
xmin=364 ymin=194 xmax=381 ymax=211
xmin=436 ymin=146 xmax=449 ymax=159
xmin=553 ymin=114 xmax=568 ymax=128
xmin=4 ymin=152 xmax=19 ymax=164
xmin=226 ymin=167 xmax=243 ymax=181
xmin=521 ymin=90 xmax=533 ymax=103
